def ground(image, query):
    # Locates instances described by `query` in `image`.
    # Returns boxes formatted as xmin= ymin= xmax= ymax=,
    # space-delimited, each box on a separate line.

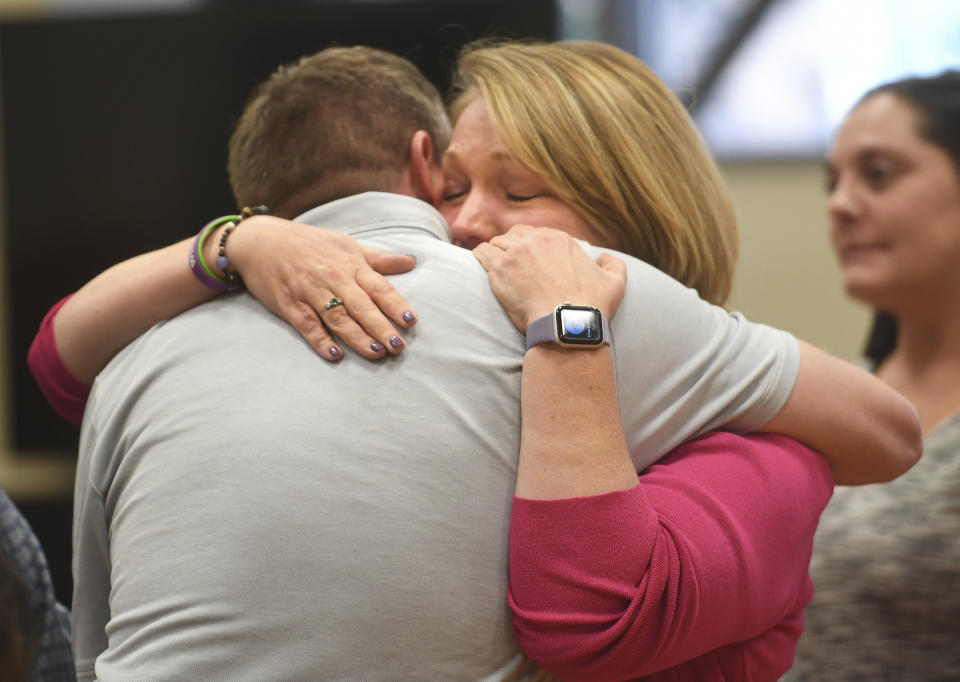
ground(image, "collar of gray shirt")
xmin=295 ymin=191 xmax=452 ymax=243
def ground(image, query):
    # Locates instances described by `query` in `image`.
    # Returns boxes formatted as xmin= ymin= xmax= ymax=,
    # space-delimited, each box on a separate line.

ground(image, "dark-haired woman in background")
xmin=789 ymin=70 xmax=960 ymax=679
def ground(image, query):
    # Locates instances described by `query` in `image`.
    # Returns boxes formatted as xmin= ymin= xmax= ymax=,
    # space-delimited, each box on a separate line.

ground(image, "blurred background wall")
xmin=0 ymin=0 xmax=955 ymax=603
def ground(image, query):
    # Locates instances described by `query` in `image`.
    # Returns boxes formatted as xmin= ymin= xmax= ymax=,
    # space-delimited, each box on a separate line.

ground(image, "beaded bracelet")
xmin=216 ymin=205 xmax=270 ymax=287
xmin=187 ymin=205 xmax=269 ymax=292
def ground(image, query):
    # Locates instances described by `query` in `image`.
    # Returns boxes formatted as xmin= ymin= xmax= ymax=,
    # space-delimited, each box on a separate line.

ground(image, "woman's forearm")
xmin=758 ymin=339 xmax=923 ymax=485
xmin=515 ymin=345 xmax=637 ymax=499
xmin=54 ymin=236 xmax=219 ymax=384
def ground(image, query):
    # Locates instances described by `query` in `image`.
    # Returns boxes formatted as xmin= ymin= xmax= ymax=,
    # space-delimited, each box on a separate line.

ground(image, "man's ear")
xmin=408 ymin=130 xmax=443 ymax=207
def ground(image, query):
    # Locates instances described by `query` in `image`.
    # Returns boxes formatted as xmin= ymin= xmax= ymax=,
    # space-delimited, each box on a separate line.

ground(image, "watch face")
xmin=556 ymin=306 xmax=603 ymax=345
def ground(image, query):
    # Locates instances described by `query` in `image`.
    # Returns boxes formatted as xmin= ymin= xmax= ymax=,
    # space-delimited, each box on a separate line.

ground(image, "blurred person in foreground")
xmin=0 ymin=485 xmax=74 ymax=681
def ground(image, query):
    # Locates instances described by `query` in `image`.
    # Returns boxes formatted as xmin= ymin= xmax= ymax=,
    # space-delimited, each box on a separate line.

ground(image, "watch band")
xmin=525 ymin=312 xmax=558 ymax=348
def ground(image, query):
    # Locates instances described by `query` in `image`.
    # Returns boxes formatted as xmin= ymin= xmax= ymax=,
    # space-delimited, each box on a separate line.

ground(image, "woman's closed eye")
xmin=441 ymin=179 xmax=468 ymax=202
xmin=506 ymin=192 xmax=541 ymax=202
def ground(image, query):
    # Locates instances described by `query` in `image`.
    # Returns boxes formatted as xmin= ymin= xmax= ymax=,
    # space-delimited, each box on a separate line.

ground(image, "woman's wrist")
xmin=192 ymin=208 xmax=270 ymax=288
xmin=209 ymin=214 xmax=272 ymax=277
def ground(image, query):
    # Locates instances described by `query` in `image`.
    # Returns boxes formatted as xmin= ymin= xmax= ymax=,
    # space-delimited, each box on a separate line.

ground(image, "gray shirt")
xmin=787 ymin=409 xmax=960 ymax=681
xmin=73 ymin=192 xmax=799 ymax=681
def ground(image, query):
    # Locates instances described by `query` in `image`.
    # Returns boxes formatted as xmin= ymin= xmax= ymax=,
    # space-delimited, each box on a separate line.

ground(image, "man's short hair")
xmin=228 ymin=45 xmax=451 ymax=219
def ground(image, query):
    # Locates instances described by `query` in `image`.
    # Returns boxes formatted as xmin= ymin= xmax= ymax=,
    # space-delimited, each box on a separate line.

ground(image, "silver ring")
xmin=324 ymin=297 xmax=344 ymax=311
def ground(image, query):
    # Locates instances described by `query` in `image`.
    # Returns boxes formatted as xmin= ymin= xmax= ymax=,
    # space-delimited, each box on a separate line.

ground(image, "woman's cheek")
xmin=439 ymin=203 xmax=460 ymax=225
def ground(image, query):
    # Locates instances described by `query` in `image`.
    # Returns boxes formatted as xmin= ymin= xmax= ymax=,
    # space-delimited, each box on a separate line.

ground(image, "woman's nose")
xmin=449 ymin=195 xmax=500 ymax=249
xmin=827 ymin=175 xmax=861 ymax=227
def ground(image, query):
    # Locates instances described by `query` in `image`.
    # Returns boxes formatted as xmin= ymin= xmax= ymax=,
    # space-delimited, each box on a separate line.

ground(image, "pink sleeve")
xmin=26 ymin=294 xmax=90 ymax=427
xmin=508 ymin=432 xmax=833 ymax=681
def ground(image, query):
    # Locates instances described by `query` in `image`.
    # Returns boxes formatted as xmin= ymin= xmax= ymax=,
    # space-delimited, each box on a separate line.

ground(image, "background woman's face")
xmin=439 ymin=98 xmax=604 ymax=249
xmin=826 ymin=92 xmax=960 ymax=311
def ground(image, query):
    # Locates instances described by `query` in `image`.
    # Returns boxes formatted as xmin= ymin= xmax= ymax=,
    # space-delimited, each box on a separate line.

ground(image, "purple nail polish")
xmin=402 ymin=311 xmax=416 ymax=323
xmin=389 ymin=336 xmax=404 ymax=349
xmin=328 ymin=346 xmax=342 ymax=358
xmin=370 ymin=342 xmax=385 ymax=352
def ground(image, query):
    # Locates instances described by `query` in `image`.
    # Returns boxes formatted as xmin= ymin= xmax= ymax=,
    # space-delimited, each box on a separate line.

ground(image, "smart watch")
xmin=525 ymin=303 xmax=611 ymax=350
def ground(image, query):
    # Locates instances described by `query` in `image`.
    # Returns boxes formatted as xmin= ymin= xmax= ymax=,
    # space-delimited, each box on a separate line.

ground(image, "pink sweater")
xmin=510 ymin=432 xmax=833 ymax=681
xmin=27 ymin=294 xmax=88 ymax=426
xmin=28 ymin=301 xmax=831 ymax=680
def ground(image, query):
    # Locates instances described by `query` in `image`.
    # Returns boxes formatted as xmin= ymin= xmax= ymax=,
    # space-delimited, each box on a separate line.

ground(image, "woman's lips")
xmin=838 ymin=243 xmax=883 ymax=263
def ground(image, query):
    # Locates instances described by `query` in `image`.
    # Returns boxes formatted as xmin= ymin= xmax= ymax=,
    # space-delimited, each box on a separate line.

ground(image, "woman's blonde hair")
xmin=449 ymin=40 xmax=738 ymax=305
